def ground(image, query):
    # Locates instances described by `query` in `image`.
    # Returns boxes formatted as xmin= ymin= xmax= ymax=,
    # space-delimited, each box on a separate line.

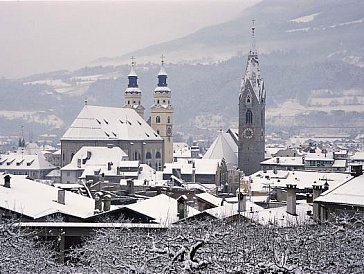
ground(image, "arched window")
xmin=128 ymin=100 xmax=130 ymax=105
xmin=156 ymin=151 xmax=161 ymax=159
xmin=246 ymin=110 xmax=253 ymax=124
xmin=146 ymin=152 xmax=152 ymax=159
xmin=156 ymin=116 xmax=161 ymax=123
xmin=167 ymin=116 xmax=170 ymax=124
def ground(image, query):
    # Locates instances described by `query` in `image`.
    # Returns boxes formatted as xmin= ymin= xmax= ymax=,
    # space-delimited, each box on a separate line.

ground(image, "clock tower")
xmin=238 ymin=20 xmax=266 ymax=175
xmin=151 ymin=56 xmax=174 ymax=164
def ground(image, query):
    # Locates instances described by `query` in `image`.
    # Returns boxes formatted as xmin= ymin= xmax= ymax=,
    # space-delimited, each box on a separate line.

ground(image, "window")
xmin=128 ymin=100 xmax=130 ymax=104
xmin=167 ymin=116 xmax=170 ymax=124
xmin=156 ymin=116 xmax=161 ymax=123
xmin=246 ymin=110 xmax=253 ymax=124
xmin=156 ymin=151 xmax=161 ymax=159
xmin=134 ymin=151 xmax=138 ymax=160
xmin=146 ymin=152 xmax=152 ymax=159
xmin=71 ymin=153 xmax=74 ymax=161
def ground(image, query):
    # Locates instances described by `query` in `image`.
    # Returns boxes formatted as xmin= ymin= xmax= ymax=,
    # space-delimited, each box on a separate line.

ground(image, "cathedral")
xmin=238 ymin=22 xmax=266 ymax=176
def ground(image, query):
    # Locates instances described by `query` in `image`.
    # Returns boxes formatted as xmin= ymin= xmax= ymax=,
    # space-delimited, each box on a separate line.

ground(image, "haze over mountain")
xmin=0 ymin=0 xmax=363 ymax=142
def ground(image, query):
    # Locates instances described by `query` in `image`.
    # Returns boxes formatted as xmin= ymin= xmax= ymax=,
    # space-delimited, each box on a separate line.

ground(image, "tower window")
xmin=156 ymin=116 xmax=161 ymax=123
xmin=133 ymin=101 xmax=136 ymax=104
xmin=128 ymin=100 xmax=130 ymax=105
xmin=246 ymin=110 xmax=253 ymax=124
xmin=156 ymin=151 xmax=161 ymax=159
xmin=167 ymin=116 xmax=170 ymax=124
xmin=157 ymin=100 xmax=160 ymax=104
xmin=146 ymin=152 xmax=152 ymax=159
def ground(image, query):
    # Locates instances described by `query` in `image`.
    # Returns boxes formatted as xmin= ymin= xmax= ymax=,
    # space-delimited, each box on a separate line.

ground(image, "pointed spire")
xmin=157 ymin=54 xmax=168 ymax=87
xmin=128 ymin=56 xmax=138 ymax=88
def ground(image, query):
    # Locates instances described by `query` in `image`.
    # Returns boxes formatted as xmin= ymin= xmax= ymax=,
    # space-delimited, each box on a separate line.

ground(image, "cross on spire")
xmin=250 ymin=18 xmax=257 ymax=54
xmin=130 ymin=56 xmax=136 ymax=66
xmin=161 ymin=54 xmax=165 ymax=65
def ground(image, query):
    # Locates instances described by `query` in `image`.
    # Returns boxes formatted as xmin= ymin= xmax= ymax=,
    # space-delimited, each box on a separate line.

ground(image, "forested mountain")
xmin=0 ymin=0 xmax=363 ymax=140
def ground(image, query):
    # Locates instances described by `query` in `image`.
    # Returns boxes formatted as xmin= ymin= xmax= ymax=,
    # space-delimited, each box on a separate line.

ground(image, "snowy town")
xmin=1 ymin=1 xmax=364 ymax=273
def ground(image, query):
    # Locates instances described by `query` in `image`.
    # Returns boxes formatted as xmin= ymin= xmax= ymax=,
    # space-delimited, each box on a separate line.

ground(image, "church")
xmin=61 ymin=58 xmax=174 ymax=171
xmin=238 ymin=21 xmax=266 ymax=176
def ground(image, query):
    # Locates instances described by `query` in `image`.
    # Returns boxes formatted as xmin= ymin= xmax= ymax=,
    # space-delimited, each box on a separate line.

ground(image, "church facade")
xmin=238 ymin=23 xmax=266 ymax=176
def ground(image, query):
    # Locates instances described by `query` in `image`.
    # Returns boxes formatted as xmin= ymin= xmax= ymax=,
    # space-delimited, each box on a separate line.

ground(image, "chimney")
xmin=192 ymin=161 xmax=196 ymax=183
xmin=238 ymin=192 xmax=247 ymax=212
xmin=350 ymin=164 xmax=363 ymax=177
xmin=4 ymin=174 xmax=11 ymax=188
xmin=127 ymin=180 xmax=135 ymax=195
xmin=86 ymin=151 xmax=92 ymax=160
xmin=312 ymin=185 xmax=323 ymax=221
xmin=94 ymin=192 xmax=103 ymax=212
xmin=177 ymin=195 xmax=188 ymax=220
xmin=57 ymin=189 xmax=65 ymax=205
xmin=77 ymin=159 xmax=82 ymax=168
xmin=107 ymin=162 xmax=113 ymax=171
xmin=286 ymin=184 xmax=297 ymax=215
xmin=276 ymin=157 xmax=280 ymax=163
xmin=103 ymin=194 xmax=111 ymax=211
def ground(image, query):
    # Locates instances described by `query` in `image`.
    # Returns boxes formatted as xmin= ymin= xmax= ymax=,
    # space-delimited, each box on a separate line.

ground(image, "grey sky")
xmin=0 ymin=1 xmax=259 ymax=78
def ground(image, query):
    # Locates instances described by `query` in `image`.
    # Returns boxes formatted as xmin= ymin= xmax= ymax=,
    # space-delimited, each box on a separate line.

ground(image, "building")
xmin=238 ymin=22 xmax=266 ymax=175
xmin=61 ymin=146 xmax=130 ymax=184
xmin=0 ymin=152 xmax=56 ymax=180
xmin=314 ymin=172 xmax=364 ymax=222
xmin=150 ymin=59 xmax=174 ymax=163
xmin=0 ymin=173 xmax=103 ymax=222
xmin=61 ymin=105 xmax=164 ymax=170
xmin=261 ymin=157 xmax=304 ymax=171
xmin=163 ymin=159 xmax=221 ymax=184
xmin=122 ymin=58 xmax=145 ymax=119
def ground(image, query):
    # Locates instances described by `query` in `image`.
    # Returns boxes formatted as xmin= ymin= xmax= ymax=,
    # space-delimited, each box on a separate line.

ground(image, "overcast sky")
xmin=0 ymin=1 xmax=259 ymax=78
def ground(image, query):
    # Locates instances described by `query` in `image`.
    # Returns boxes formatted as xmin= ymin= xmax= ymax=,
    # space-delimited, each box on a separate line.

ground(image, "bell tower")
xmin=123 ymin=56 xmax=145 ymax=119
xmin=238 ymin=20 xmax=266 ymax=175
xmin=151 ymin=55 xmax=174 ymax=164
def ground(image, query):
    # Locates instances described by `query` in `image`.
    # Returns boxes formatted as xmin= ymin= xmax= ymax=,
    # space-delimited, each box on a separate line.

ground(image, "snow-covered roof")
xmin=351 ymin=151 xmax=364 ymax=161
xmin=128 ymin=65 xmax=138 ymax=77
xmin=332 ymin=160 xmax=347 ymax=168
xmin=0 ymin=153 xmax=55 ymax=171
xmin=304 ymin=152 xmax=334 ymax=161
xmin=173 ymin=142 xmax=191 ymax=159
xmin=203 ymin=130 xmax=237 ymax=168
xmin=124 ymin=194 xmax=200 ymax=225
xmin=196 ymin=192 xmax=222 ymax=207
xmin=249 ymin=203 xmax=312 ymax=227
xmin=241 ymin=51 xmax=265 ymax=101
xmin=61 ymin=146 xmax=128 ymax=172
xmin=315 ymin=175 xmax=364 ymax=207
xmin=154 ymin=86 xmax=171 ymax=92
xmin=0 ymin=173 xmax=96 ymax=219
xmin=249 ymin=170 xmax=352 ymax=193
xmin=204 ymin=201 xmax=263 ymax=220
xmin=163 ymin=159 xmax=220 ymax=176
xmin=61 ymin=105 xmax=162 ymax=141
xmin=158 ymin=65 xmax=167 ymax=76
xmin=125 ymin=87 xmax=141 ymax=94
xmin=261 ymin=157 xmax=304 ymax=167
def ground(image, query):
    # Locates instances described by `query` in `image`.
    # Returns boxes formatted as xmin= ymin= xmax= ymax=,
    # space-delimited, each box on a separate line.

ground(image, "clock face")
xmin=166 ymin=125 xmax=173 ymax=136
xmin=243 ymin=128 xmax=254 ymax=139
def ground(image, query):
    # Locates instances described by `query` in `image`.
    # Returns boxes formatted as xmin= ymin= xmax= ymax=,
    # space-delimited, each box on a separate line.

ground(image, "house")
xmin=61 ymin=105 xmax=164 ymax=170
xmin=163 ymin=159 xmax=221 ymax=184
xmin=0 ymin=152 xmax=56 ymax=180
xmin=314 ymin=172 xmax=364 ymax=222
xmin=119 ymin=194 xmax=200 ymax=225
xmin=261 ymin=156 xmax=304 ymax=171
xmin=0 ymin=173 xmax=113 ymax=222
xmin=61 ymin=146 xmax=131 ymax=184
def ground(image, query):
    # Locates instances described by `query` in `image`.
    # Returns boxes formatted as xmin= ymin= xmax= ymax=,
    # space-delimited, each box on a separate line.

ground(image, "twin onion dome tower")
xmin=123 ymin=56 xmax=174 ymax=163
xmin=238 ymin=19 xmax=266 ymax=176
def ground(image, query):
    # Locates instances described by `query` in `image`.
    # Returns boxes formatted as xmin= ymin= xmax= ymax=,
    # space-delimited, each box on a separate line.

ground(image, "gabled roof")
xmin=124 ymin=194 xmax=200 ymax=226
xmin=61 ymin=105 xmax=162 ymax=141
xmin=0 ymin=173 xmax=96 ymax=219
xmin=203 ymin=130 xmax=237 ymax=168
